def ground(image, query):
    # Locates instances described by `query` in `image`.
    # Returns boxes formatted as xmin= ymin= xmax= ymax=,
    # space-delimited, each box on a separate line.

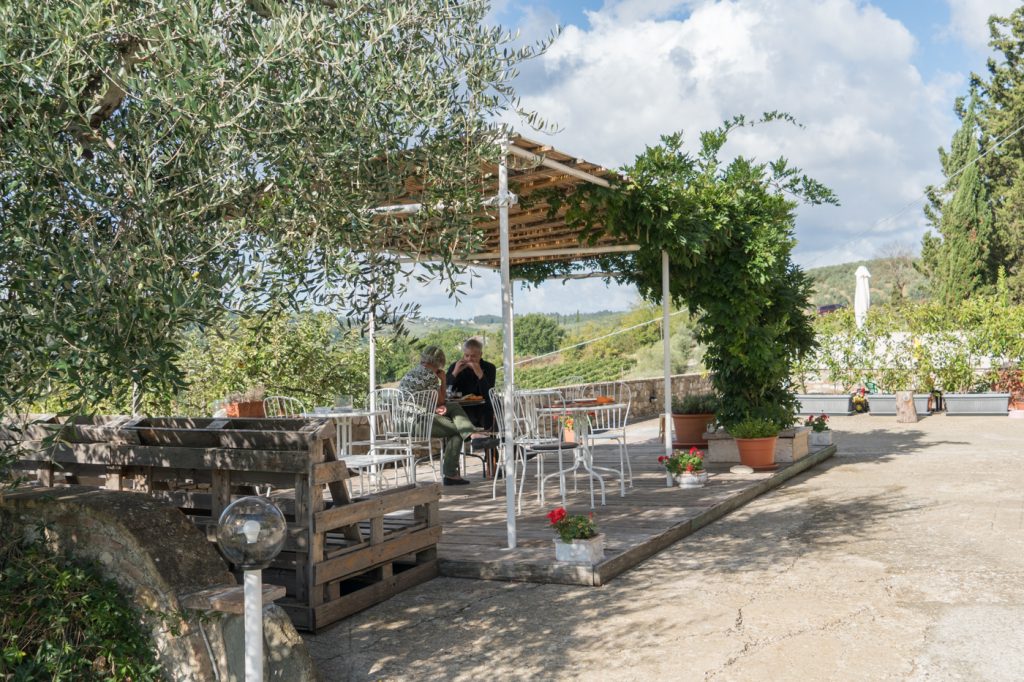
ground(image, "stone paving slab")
xmin=305 ymin=414 xmax=1024 ymax=681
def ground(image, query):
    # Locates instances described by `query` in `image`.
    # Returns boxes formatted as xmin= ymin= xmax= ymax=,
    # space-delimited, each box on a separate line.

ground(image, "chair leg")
xmin=618 ymin=436 xmax=626 ymax=483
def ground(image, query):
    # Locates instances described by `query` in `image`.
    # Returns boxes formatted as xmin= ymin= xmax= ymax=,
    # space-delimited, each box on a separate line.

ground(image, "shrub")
xmin=0 ymin=524 xmax=161 ymax=681
xmin=728 ymin=417 xmax=780 ymax=439
xmin=672 ymin=393 xmax=718 ymax=415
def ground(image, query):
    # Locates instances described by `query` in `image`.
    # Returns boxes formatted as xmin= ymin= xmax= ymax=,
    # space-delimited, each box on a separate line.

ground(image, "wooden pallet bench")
xmin=3 ymin=414 xmax=441 ymax=632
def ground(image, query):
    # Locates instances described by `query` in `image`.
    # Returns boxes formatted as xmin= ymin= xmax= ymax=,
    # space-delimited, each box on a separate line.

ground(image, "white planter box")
xmin=944 ymin=393 xmax=1010 ymax=416
xmin=674 ymin=470 xmax=708 ymax=488
xmin=808 ymin=431 xmax=832 ymax=447
xmin=796 ymin=394 xmax=853 ymax=416
xmin=554 ymin=534 xmax=605 ymax=564
xmin=868 ymin=394 xmax=932 ymax=416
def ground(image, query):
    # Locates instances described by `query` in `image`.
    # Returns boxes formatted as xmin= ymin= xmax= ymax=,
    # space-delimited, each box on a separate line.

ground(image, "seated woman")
xmin=399 ymin=345 xmax=475 ymax=486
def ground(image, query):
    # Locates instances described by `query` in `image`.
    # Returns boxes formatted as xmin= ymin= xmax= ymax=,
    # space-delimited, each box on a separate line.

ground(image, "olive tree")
xmin=0 ymin=0 xmax=548 ymax=417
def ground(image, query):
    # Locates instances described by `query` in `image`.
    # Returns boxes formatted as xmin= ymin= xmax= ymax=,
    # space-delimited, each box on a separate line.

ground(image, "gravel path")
xmin=305 ymin=414 xmax=1024 ymax=681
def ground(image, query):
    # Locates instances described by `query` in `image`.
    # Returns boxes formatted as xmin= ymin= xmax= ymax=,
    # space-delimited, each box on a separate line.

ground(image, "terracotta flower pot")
xmin=735 ymin=436 xmax=777 ymax=469
xmin=672 ymin=413 xmax=714 ymax=449
xmin=226 ymin=400 xmax=265 ymax=418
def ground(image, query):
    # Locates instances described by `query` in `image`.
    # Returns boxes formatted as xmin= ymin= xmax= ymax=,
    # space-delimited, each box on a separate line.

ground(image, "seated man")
xmin=399 ymin=345 xmax=475 ymax=486
xmin=446 ymin=338 xmax=497 ymax=429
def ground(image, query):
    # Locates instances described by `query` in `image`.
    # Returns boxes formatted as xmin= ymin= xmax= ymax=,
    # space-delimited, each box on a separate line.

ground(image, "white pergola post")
xmin=368 ymin=303 xmax=377 ymax=444
xmin=498 ymin=138 xmax=518 ymax=549
xmin=662 ymin=250 xmax=672 ymax=457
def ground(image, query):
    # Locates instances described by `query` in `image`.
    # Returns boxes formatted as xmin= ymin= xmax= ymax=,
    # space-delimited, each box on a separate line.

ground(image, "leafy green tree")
xmin=973 ymin=6 xmax=1024 ymax=300
xmin=514 ymin=313 xmax=566 ymax=356
xmin=0 ymin=0 xmax=547 ymax=417
xmin=920 ymin=94 xmax=994 ymax=303
xmin=173 ymin=312 xmax=409 ymax=415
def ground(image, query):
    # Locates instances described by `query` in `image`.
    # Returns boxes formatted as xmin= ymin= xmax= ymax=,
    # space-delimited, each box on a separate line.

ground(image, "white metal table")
xmin=538 ymin=402 xmax=627 ymax=507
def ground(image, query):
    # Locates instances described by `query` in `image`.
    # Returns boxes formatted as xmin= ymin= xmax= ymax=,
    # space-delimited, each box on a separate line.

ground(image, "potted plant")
xmin=547 ymin=507 xmax=604 ymax=564
xmin=934 ymin=332 xmax=1009 ymax=415
xmin=658 ymin=446 xmax=708 ymax=488
xmin=804 ymin=413 xmax=831 ymax=447
xmin=991 ymin=365 xmax=1024 ymax=414
xmin=225 ymin=385 xmax=266 ymax=418
xmin=851 ymin=388 xmax=869 ymax=413
xmin=671 ymin=393 xmax=718 ymax=449
xmin=728 ymin=417 xmax=780 ymax=469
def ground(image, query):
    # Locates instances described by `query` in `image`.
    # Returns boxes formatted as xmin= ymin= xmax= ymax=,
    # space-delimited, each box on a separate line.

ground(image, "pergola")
xmin=372 ymin=135 xmax=676 ymax=549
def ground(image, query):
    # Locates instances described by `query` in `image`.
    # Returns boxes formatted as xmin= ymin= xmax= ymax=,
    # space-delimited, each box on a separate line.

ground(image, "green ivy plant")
xmin=516 ymin=114 xmax=839 ymax=429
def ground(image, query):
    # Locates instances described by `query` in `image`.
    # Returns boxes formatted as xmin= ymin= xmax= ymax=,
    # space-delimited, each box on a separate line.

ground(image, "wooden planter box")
xmin=795 ymin=394 xmax=853 ymax=416
xmin=868 ymin=394 xmax=932 ymax=416
xmin=4 ymin=414 xmax=441 ymax=632
xmin=943 ymin=393 xmax=1011 ymax=416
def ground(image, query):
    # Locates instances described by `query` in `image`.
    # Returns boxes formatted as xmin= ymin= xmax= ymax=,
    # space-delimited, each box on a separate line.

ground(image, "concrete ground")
xmin=305 ymin=414 xmax=1024 ymax=681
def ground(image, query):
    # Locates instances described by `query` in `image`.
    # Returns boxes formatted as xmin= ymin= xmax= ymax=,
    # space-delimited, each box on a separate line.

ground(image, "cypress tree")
xmin=973 ymin=7 xmax=1024 ymax=300
xmin=920 ymin=94 xmax=994 ymax=304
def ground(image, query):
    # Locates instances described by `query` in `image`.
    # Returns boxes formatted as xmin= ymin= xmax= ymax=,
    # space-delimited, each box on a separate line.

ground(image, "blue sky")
xmin=402 ymin=0 xmax=1020 ymax=319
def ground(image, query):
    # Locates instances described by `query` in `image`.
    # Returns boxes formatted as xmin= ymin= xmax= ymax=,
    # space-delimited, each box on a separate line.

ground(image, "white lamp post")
xmin=216 ymin=497 xmax=287 ymax=682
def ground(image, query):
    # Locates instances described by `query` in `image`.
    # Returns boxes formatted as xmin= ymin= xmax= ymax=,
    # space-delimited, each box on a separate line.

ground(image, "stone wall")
xmin=0 ymin=486 xmax=317 ymax=682
xmin=557 ymin=372 xmax=713 ymax=420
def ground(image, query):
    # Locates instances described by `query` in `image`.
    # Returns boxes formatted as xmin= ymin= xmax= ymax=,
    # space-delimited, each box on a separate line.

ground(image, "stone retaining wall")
xmin=557 ymin=372 xmax=713 ymax=420
xmin=0 ymin=486 xmax=316 ymax=681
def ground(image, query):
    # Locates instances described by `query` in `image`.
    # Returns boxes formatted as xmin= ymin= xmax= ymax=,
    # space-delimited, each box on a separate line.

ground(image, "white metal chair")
xmin=517 ymin=388 xmax=586 ymax=508
xmin=263 ymin=395 xmax=305 ymax=418
xmin=404 ymin=389 xmax=440 ymax=480
xmin=585 ymin=381 xmax=634 ymax=486
xmin=489 ymin=387 xmax=532 ymax=513
xmin=343 ymin=388 xmax=421 ymax=493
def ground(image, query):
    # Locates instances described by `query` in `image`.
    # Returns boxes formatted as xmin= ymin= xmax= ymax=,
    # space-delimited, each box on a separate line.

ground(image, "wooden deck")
xmin=436 ymin=419 xmax=836 ymax=586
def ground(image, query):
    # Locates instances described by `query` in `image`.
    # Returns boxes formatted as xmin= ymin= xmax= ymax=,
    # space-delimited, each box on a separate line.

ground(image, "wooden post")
xmin=895 ymin=390 xmax=918 ymax=423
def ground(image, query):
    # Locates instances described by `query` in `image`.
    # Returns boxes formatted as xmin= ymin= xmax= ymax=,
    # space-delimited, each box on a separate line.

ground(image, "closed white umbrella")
xmin=854 ymin=266 xmax=871 ymax=329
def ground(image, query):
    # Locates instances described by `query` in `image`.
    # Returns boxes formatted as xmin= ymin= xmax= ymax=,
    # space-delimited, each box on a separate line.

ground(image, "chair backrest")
xmin=403 ymin=390 xmax=438 ymax=444
xmin=489 ymin=387 xmax=521 ymax=440
xmin=263 ymin=395 xmax=305 ymax=418
xmin=561 ymin=376 xmax=588 ymax=400
xmin=516 ymin=388 xmax=567 ymax=441
xmin=370 ymin=388 xmax=409 ymax=439
xmin=591 ymin=381 xmax=632 ymax=419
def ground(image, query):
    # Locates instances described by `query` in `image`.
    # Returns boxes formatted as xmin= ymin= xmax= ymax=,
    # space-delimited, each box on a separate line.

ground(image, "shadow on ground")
xmin=304 ymin=484 xmax=911 ymax=680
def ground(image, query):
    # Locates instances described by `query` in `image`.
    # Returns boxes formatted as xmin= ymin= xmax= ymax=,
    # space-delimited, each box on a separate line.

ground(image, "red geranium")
xmin=547 ymin=507 xmax=567 ymax=525
xmin=546 ymin=507 xmax=597 ymax=542
xmin=660 ymin=447 xmax=706 ymax=475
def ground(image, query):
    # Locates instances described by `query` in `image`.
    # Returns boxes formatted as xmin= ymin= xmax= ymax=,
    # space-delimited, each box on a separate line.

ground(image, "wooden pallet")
xmin=5 ymin=414 xmax=442 ymax=631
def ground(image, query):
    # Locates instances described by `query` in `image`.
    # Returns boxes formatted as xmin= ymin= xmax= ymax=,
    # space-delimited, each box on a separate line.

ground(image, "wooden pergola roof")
xmin=467 ymin=136 xmax=636 ymax=268
xmin=381 ymin=135 xmax=638 ymax=269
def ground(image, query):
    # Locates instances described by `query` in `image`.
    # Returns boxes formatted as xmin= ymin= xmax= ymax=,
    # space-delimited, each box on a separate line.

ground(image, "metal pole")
xmin=662 ymin=251 xmax=673 ymax=458
xmin=498 ymin=137 xmax=517 ymax=549
xmin=368 ymin=301 xmax=377 ymax=445
xmin=243 ymin=569 xmax=263 ymax=682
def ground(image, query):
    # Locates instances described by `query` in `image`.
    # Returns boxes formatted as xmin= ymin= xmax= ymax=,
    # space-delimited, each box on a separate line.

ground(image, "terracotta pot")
xmin=672 ymin=413 xmax=715 ymax=448
xmin=226 ymin=400 xmax=265 ymax=418
xmin=735 ymin=436 xmax=777 ymax=469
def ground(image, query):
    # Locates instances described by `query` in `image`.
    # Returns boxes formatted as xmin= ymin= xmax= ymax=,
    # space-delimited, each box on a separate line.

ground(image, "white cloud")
xmin=404 ymin=0 xmax=973 ymax=318
xmin=945 ymin=0 xmax=1020 ymax=51
xmin=510 ymin=0 xmax=964 ymax=269
xmin=399 ymin=267 xmax=640 ymax=319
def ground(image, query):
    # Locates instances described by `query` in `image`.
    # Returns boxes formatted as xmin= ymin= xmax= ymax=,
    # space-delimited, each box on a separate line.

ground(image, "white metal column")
xmin=368 ymin=303 xmax=377 ymax=444
xmin=662 ymin=251 xmax=673 ymax=457
xmin=498 ymin=138 xmax=517 ymax=549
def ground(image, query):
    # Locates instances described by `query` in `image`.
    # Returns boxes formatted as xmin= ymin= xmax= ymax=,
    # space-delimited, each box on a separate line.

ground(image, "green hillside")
xmin=806 ymin=257 xmax=928 ymax=309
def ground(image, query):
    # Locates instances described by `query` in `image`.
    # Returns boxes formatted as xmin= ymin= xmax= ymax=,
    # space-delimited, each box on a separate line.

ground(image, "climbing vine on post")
xmin=520 ymin=114 xmax=839 ymax=428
